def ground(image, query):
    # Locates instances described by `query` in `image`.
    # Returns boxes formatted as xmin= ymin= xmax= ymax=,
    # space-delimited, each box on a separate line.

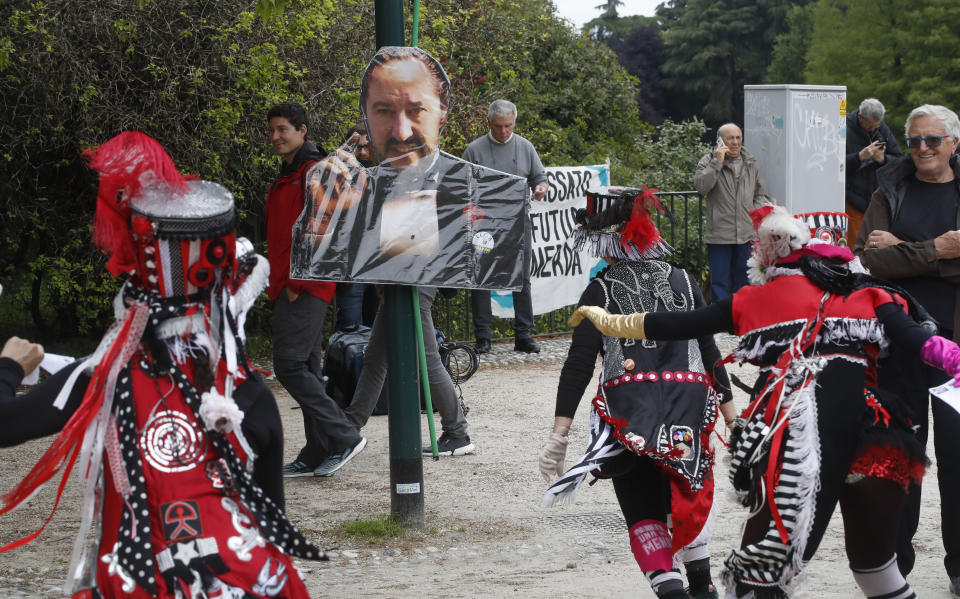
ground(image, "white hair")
xmin=859 ymin=98 xmax=885 ymax=121
xmin=905 ymin=104 xmax=960 ymax=140
xmin=487 ymin=99 xmax=517 ymax=121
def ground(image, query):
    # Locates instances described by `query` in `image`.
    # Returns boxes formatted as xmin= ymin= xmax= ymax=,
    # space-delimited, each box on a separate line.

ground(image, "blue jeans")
xmin=707 ymin=242 xmax=752 ymax=302
xmin=335 ymin=283 xmax=380 ymax=331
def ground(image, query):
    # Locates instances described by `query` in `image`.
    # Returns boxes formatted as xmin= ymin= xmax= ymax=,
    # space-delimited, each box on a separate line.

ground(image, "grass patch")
xmin=337 ymin=516 xmax=406 ymax=543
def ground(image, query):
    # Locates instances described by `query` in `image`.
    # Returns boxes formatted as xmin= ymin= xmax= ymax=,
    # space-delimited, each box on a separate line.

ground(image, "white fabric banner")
xmin=491 ymin=164 xmax=610 ymax=317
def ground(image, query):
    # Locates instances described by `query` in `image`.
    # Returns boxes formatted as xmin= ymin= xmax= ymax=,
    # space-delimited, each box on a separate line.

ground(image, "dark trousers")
xmin=272 ymin=292 xmax=361 ymax=466
xmin=471 ymin=240 xmax=534 ymax=339
xmin=707 ymin=242 xmax=752 ymax=302
xmin=471 ymin=281 xmax=534 ymax=340
xmin=881 ymin=353 xmax=960 ymax=577
xmin=343 ymin=287 xmax=467 ymax=436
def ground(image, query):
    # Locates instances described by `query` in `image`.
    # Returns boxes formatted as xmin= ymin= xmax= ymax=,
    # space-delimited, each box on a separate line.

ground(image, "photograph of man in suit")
xmin=290 ymin=46 xmax=527 ymax=290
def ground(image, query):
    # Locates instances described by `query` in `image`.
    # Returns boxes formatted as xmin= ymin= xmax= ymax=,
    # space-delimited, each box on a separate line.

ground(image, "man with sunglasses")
xmin=845 ymin=98 xmax=903 ymax=244
xmin=854 ymin=104 xmax=960 ymax=593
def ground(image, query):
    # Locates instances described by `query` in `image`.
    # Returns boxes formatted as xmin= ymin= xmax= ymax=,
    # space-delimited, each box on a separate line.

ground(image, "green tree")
xmin=804 ymin=0 xmax=914 ymax=129
xmin=2 ymin=0 xmax=681 ymax=344
xmin=586 ymin=0 xmax=626 ymax=38
xmin=0 ymin=0 xmax=350 ymax=342
xmin=899 ymin=0 xmax=960 ymax=112
xmin=766 ymin=3 xmax=814 ymax=83
xmin=657 ymin=0 xmax=810 ymax=125
xmin=597 ymin=0 xmax=625 ymax=17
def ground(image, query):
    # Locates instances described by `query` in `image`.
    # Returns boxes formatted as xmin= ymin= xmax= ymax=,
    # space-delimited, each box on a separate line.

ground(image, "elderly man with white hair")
xmin=845 ymin=98 xmax=903 ymax=244
xmin=855 ymin=103 xmax=960 ymax=593
xmin=694 ymin=122 xmax=770 ymax=303
xmin=463 ymin=99 xmax=548 ymax=354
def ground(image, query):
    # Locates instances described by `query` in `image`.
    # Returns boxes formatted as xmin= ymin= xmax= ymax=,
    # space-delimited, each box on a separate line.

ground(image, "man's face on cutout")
xmin=363 ymin=58 xmax=446 ymax=170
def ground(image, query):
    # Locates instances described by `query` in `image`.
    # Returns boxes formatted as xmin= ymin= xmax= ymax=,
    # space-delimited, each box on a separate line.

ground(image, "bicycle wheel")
xmin=443 ymin=343 xmax=479 ymax=384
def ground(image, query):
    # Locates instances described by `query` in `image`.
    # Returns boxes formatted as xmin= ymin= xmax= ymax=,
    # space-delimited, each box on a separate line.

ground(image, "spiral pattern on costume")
xmin=140 ymin=410 xmax=207 ymax=473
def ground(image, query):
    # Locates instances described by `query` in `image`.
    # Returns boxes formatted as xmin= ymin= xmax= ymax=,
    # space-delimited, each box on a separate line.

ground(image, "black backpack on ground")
xmin=323 ymin=325 xmax=376 ymax=410
xmin=323 ymin=326 xmax=478 ymax=416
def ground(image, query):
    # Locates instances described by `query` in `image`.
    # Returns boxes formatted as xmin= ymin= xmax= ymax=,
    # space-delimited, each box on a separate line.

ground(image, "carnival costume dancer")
xmin=0 ymin=132 xmax=322 ymax=598
xmin=570 ymin=204 xmax=960 ymax=599
xmin=540 ymin=188 xmax=734 ymax=599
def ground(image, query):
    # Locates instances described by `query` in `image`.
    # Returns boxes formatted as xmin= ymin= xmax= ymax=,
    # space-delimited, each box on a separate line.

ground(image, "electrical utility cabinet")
xmin=743 ymin=84 xmax=847 ymax=214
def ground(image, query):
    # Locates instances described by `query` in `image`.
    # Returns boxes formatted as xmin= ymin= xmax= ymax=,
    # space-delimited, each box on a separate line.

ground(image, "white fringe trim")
xmin=229 ymin=254 xmax=269 ymax=336
xmin=734 ymin=318 xmax=888 ymax=362
xmin=777 ymin=377 xmax=821 ymax=594
xmin=720 ymin=367 xmax=824 ymax=596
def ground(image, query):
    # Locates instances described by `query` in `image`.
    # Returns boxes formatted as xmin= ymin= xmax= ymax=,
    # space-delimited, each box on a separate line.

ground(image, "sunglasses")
xmin=905 ymin=135 xmax=949 ymax=149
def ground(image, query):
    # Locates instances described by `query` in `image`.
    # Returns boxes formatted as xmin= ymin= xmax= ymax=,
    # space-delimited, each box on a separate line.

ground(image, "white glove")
xmin=539 ymin=432 xmax=569 ymax=482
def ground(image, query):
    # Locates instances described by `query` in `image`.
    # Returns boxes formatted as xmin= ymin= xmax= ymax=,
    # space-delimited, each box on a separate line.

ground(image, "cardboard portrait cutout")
xmin=290 ymin=46 xmax=528 ymax=289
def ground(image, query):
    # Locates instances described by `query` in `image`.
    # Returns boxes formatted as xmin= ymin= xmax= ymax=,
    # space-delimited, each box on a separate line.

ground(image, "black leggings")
xmin=612 ymin=454 xmax=670 ymax=528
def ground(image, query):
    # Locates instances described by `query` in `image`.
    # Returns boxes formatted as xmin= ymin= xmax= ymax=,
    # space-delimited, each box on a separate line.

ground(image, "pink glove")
xmin=921 ymin=336 xmax=960 ymax=387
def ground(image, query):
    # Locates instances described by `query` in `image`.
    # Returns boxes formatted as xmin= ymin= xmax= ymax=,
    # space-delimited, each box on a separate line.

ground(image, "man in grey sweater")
xmin=463 ymin=99 xmax=548 ymax=354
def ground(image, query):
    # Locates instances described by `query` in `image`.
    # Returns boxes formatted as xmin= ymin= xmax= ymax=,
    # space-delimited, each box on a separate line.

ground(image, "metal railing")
xmin=431 ymin=191 xmax=706 ymax=342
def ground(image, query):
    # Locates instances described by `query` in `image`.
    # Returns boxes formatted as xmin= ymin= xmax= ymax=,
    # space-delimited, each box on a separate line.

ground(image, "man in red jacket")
xmin=266 ymin=102 xmax=366 ymax=478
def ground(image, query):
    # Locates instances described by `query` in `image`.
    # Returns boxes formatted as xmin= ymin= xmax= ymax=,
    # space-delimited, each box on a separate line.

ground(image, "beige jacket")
xmin=695 ymin=147 xmax=770 ymax=244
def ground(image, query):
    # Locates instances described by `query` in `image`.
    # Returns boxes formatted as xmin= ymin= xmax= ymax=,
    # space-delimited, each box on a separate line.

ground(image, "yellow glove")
xmin=568 ymin=306 xmax=647 ymax=339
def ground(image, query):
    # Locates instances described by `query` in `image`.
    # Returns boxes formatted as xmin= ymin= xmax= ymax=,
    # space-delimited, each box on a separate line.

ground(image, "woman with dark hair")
xmin=540 ymin=187 xmax=735 ymax=599
xmin=570 ymin=204 xmax=960 ymax=598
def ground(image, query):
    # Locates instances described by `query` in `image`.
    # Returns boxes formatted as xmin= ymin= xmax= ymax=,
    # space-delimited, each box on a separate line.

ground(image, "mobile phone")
xmin=716 ymin=136 xmax=726 ymax=149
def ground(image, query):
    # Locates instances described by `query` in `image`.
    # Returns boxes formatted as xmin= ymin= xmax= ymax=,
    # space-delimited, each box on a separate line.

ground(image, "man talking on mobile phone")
xmin=694 ymin=122 xmax=770 ymax=302
xmin=845 ymin=98 xmax=903 ymax=244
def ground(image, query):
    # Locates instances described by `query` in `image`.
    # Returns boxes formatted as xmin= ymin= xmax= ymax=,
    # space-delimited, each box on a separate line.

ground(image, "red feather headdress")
xmin=619 ymin=186 xmax=667 ymax=255
xmin=84 ymin=131 xmax=188 ymax=276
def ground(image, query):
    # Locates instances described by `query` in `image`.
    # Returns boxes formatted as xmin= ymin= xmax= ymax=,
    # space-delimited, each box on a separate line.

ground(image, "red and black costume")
xmin=643 ymin=244 xmax=932 ymax=598
xmin=0 ymin=133 xmax=321 ymax=598
xmin=569 ymin=204 xmax=960 ymax=598
xmin=542 ymin=188 xmax=732 ymax=599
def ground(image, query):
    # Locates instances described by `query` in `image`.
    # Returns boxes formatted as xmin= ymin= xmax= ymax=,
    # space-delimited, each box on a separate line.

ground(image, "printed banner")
xmin=289 ymin=46 xmax=530 ymax=289
xmin=290 ymin=152 xmax=529 ymax=288
xmin=491 ymin=163 xmax=610 ymax=317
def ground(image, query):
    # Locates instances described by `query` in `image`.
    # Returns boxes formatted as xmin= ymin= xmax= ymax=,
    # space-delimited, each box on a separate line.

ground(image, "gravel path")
xmin=0 ymin=334 xmax=955 ymax=598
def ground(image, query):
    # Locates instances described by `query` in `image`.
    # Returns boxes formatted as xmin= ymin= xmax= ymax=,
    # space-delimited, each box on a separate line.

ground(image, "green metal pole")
xmin=383 ymin=286 xmax=424 ymax=526
xmin=411 ymin=0 xmax=421 ymax=46
xmin=374 ymin=0 xmax=425 ymax=527
xmin=412 ymin=288 xmax=439 ymax=459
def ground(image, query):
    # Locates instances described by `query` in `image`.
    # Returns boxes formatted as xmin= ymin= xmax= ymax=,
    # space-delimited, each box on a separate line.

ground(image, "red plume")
xmin=84 ymin=132 xmax=187 ymax=277
xmin=749 ymin=205 xmax=775 ymax=233
xmin=619 ymin=185 xmax=664 ymax=253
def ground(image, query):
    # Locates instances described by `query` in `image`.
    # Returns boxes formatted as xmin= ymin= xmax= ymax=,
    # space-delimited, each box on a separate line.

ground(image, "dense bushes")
xmin=0 ymin=0 xmax=706 ymax=347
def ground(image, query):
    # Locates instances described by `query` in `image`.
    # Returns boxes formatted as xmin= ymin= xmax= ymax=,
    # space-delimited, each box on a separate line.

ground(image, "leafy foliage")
xmin=0 ymin=0 xmax=715 ymax=344
xmin=766 ymin=3 xmax=814 ymax=83
xmin=804 ymin=0 xmax=960 ymax=134
xmin=599 ymin=19 xmax=668 ymax=124
xmin=657 ymin=0 xmax=811 ymax=127
xmin=0 ymin=0 xmax=353 ymax=344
